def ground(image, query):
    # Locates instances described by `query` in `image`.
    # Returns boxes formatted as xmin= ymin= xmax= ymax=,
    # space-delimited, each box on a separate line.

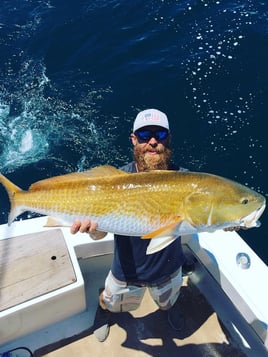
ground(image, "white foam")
xmin=20 ymin=129 xmax=33 ymax=153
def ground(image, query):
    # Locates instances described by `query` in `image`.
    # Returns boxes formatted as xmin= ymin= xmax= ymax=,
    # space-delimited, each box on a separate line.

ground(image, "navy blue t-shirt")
xmin=111 ymin=162 xmax=186 ymax=284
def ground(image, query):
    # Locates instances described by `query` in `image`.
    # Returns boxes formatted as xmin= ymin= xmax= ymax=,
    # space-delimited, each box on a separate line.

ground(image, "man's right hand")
xmin=70 ymin=218 xmax=107 ymax=240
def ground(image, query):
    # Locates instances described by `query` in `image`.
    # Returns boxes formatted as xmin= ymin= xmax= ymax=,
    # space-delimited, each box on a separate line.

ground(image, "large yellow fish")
xmin=0 ymin=165 xmax=265 ymax=254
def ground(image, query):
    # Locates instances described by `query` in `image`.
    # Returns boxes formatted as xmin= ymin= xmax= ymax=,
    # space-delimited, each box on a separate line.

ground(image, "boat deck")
xmin=1 ymin=219 xmax=267 ymax=356
xmin=35 ymin=254 xmax=246 ymax=357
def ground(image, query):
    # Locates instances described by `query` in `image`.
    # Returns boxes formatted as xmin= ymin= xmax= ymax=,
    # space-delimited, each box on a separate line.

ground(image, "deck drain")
xmin=236 ymin=252 xmax=251 ymax=269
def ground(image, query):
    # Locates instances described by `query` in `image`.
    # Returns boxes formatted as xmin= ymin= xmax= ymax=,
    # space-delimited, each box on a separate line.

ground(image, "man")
xmin=71 ymin=108 xmax=186 ymax=342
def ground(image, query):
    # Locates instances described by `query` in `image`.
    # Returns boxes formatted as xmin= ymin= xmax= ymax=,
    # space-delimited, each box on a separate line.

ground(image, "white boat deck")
xmin=0 ymin=217 xmax=267 ymax=356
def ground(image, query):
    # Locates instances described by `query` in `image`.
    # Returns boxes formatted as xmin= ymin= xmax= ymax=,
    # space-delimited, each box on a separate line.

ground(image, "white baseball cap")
xmin=133 ymin=109 xmax=169 ymax=132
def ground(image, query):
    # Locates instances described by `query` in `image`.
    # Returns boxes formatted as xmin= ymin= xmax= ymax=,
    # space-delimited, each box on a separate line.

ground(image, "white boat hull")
xmin=0 ymin=216 xmax=267 ymax=356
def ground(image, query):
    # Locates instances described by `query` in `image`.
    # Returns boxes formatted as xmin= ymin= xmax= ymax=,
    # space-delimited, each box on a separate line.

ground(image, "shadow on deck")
xmin=36 ymin=254 xmax=246 ymax=357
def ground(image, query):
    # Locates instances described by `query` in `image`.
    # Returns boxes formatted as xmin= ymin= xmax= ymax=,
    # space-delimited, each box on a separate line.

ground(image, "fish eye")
xmin=241 ymin=198 xmax=249 ymax=205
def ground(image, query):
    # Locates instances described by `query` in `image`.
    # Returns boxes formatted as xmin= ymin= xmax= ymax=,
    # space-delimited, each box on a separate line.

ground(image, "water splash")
xmin=0 ymin=58 xmax=129 ymax=174
xmin=20 ymin=130 xmax=33 ymax=153
xmin=0 ymin=104 xmax=49 ymax=172
xmin=0 ymin=2 xmax=128 ymax=174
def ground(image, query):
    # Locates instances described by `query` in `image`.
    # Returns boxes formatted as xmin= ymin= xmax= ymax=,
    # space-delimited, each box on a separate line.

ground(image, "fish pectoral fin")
xmin=141 ymin=221 xmax=180 ymax=239
xmin=146 ymin=236 xmax=177 ymax=255
xmin=142 ymin=221 xmax=180 ymax=255
xmin=44 ymin=216 xmax=71 ymax=227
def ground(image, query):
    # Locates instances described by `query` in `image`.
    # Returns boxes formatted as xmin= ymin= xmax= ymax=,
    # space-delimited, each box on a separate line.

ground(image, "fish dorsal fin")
xmin=85 ymin=165 xmax=129 ymax=177
xmin=30 ymin=165 xmax=128 ymax=191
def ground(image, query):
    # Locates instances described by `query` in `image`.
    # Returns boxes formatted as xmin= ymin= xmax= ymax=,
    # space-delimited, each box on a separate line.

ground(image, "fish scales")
xmin=0 ymin=166 xmax=265 ymax=244
xmin=22 ymin=172 xmax=183 ymax=233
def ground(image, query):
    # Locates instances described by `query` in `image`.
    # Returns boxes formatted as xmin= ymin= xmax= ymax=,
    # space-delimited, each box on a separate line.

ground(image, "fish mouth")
xmin=240 ymin=203 xmax=266 ymax=228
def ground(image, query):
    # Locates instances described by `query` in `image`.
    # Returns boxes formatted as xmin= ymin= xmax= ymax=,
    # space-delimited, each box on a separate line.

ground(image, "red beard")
xmin=134 ymin=144 xmax=171 ymax=171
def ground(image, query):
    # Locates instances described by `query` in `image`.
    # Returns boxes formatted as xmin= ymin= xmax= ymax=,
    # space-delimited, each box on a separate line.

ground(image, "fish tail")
xmin=0 ymin=174 xmax=24 ymax=225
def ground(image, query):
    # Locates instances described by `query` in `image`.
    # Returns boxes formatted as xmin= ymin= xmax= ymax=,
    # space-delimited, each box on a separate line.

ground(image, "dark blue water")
xmin=0 ymin=0 xmax=267 ymax=263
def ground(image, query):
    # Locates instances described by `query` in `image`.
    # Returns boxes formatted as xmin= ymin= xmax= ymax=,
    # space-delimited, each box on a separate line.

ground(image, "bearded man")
xmin=71 ymin=109 xmax=186 ymax=342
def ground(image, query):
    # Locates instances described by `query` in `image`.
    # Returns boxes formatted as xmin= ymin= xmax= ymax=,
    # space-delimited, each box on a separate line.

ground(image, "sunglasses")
xmin=135 ymin=129 xmax=169 ymax=142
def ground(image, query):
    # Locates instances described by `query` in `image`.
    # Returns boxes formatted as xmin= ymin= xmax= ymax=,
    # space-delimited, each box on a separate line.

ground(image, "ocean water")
xmin=0 ymin=0 xmax=267 ymax=263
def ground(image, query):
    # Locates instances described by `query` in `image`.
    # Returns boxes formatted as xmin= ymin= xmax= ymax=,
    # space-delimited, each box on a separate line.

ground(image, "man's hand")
xmin=71 ymin=218 xmax=107 ymax=240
